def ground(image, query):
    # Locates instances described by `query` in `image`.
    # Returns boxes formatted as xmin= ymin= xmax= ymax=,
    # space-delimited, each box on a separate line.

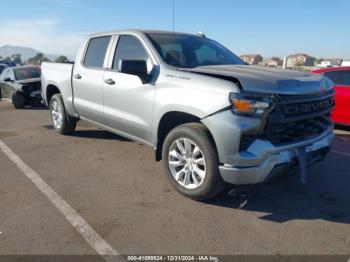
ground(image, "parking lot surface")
xmin=0 ymin=100 xmax=350 ymax=256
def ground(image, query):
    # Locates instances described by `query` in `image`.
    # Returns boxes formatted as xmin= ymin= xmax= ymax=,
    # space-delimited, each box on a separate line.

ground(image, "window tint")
xmin=324 ymin=70 xmax=350 ymax=86
xmin=112 ymin=35 xmax=149 ymax=71
xmin=84 ymin=36 xmax=111 ymax=68
xmin=195 ymin=45 xmax=222 ymax=64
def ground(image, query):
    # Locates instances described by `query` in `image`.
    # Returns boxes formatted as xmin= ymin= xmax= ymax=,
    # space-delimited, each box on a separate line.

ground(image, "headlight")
xmin=229 ymin=92 xmax=273 ymax=117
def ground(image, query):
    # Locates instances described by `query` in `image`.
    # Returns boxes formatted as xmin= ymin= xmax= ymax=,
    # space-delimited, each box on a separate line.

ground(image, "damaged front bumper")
xmin=219 ymin=127 xmax=334 ymax=185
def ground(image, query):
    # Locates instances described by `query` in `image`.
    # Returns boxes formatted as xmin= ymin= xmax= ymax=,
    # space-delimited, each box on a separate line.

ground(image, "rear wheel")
xmin=50 ymin=94 xmax=77 ymax=135
xmin=162 ymin=123 xmax=226 ymax=201
xmin=12 ymin=92 xmax=26 ymax=109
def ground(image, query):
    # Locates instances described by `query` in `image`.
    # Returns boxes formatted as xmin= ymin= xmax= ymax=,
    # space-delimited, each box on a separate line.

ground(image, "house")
xmin=286 ymin=53 xmax=316 ymax=67
xmin=260 ymin=57 xmax=283 ymax=67
xmin=240 ymin=54 xmax=263 ymax=65
xmin=317 ymin=58 xmax=343 ymax=68
xmin=342 ymin=60 xmax=350 ymax=66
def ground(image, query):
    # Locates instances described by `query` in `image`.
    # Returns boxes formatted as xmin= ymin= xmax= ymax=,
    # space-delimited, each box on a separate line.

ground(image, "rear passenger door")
xmin=72 ymin=35 xmax=112 ymax=123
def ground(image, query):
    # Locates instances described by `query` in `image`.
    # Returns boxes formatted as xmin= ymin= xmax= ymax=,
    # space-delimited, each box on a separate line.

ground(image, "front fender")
xmin=151 ymin=69 xmax=240 ymax=146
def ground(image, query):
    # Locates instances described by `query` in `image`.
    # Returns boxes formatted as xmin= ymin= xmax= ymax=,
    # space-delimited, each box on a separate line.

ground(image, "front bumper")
xmin=219 ymin=128 xmax=334 ymax=185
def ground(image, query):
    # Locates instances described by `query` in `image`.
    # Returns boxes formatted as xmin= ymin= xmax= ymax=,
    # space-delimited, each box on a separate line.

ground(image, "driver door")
xmin=103 ymin=34 xmax=156 ymax=143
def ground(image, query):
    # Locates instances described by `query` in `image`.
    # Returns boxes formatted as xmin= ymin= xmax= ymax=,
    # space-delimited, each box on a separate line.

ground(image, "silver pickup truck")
xmin=41 ymin=30 xmax=335 ymax=200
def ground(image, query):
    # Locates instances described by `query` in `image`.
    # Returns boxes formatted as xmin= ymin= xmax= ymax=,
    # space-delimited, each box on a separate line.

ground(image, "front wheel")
xmin=162 ymin=123 xmax=226 ymax=201
xmin=12 ymin=92 xmax=26 ymax=109
xmin=50 ymin=94 xmax=77 ymax=135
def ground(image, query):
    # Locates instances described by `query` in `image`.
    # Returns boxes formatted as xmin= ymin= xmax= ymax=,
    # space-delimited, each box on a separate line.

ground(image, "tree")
xmin=27 ymin=53 xmax=51 ymax=65
xmin=4 ymin=56 xmax=12 ymax=63
xmin=11 ymin=54 xmax=22 ymax=64
xmin=54 ymin=55 xmax=68 ymax=63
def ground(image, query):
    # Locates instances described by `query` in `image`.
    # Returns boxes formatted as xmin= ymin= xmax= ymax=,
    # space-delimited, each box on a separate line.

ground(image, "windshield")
xmin=14 ymin=67 xmax=41 ymax=80
xmin=147 ymin=33 xmax=245 ymax=68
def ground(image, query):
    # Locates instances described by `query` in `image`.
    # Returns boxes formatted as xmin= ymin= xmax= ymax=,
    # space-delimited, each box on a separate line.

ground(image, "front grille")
xmin=22 ymin=82 xmax=41 ymax=95
xmin=239 ymin=90 xmax=335 ymax=150
xmin=263 ymin=115 xmax=331 ymax=145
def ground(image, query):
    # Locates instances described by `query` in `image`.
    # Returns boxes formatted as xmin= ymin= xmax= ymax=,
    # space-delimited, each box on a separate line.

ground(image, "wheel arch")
xmin=155 ymin=111 xmax=217 ymax=161
xmin=46 ymin=84 xmax=61 ymax=105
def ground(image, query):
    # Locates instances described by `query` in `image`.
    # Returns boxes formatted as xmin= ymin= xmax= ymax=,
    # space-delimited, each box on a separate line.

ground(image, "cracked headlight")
xmin=229 ymin=92 xmax=273 ymax=117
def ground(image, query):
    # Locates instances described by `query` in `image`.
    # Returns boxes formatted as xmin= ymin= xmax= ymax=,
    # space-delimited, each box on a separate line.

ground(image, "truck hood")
xmin=16 ymin=78 xmax=41 ymax=84
xmin=185 ymin=65 xmax=326 ymax=95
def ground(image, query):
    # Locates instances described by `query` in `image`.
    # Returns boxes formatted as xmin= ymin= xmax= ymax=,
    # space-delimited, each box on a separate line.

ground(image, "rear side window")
xmin=84 ymin=36 xmax=111 ymax=68
xmin=324 ymin=70 xmax=350 ymax=86
xmin=112 ymin=35 xmax=149 ymax=71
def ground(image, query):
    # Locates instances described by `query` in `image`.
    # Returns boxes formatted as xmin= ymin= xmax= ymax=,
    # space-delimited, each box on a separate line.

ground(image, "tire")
xmin=12 ymin=92 xmax=26 ymax=109
xmin=162 ymin=123 xmax=226 ymax=201
xmin=49 ymin=93 xmax=77 ymax=135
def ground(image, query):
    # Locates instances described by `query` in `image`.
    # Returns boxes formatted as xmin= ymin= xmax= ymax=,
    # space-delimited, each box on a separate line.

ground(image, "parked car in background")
xmin=0 ymin=64 xmax=8 ymax=100
xmin=0 ymin=66 xmax=42 ymax=109
xmin=312 ymin=66 xmax=350 ymax=126
xmin=0 ymin=61 xmax=17 ymax=67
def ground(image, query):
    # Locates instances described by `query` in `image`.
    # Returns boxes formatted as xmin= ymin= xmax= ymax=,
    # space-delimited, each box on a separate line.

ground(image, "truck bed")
xmin=41 ymin=62 xmax=76 ymax=115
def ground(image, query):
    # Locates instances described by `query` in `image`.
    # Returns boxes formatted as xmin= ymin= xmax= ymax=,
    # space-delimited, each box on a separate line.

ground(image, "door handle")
xmin=73 ymin=74 xmax=82 ymax=79
xmin=104 ymin=78 xmax=115 ymax=85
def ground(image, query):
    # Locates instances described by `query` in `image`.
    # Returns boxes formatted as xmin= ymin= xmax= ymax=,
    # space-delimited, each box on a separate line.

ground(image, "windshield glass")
xmin=14 ymin=67 xmax=41 ymax=80
xmin=147 ymin=33 xmax=245 ymax=68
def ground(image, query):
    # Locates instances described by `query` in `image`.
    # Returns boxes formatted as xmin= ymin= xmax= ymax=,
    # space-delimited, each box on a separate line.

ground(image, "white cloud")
xmin=0 ymin=17 xmax=85 ymax=57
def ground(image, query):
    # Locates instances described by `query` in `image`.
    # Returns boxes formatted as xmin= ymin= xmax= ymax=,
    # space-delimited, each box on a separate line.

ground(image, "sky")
xmin=0 ymin=0 xmax=349 ymax=59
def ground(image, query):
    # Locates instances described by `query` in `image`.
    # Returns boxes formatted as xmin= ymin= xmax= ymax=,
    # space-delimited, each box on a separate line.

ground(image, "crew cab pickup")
xmin=41 ymin=30 xmax=335 ymax=200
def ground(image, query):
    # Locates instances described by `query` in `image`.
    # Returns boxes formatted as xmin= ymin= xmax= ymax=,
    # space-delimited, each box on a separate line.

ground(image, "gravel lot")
xmin=0 ymin=100 xmax=350 ymax=256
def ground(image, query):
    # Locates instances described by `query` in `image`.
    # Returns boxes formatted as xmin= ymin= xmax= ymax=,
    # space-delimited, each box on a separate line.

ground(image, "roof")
xmin=87 ymin=29 xmax=197 ymax=38
xmin=264 ymin=57 xmax=282 ymax=62
xmin=288 ymin=53 xmax=314 ymax=58
xmin=312 ymin=66 xmax=350 ymax=74
xmin=240 ymin=54 xmax=262 ymax=58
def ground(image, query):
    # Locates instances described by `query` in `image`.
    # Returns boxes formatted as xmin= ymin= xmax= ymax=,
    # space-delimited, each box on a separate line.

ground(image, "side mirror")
xmin=120 ymin=60 xmax=148 ymax=76
xmin=120 ymin=60 xmax=152 ymax=84
xmin=4 ymin=77 xmax=12 ymax=82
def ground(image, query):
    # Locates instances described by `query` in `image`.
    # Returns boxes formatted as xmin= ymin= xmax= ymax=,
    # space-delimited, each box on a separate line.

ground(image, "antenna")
xmin=172 ymin=0 xmax=175 ymax=32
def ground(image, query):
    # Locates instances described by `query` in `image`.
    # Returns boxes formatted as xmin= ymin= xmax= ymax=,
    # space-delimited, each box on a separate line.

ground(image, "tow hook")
xmin=297 ymin=147 xmax=307 ymax=184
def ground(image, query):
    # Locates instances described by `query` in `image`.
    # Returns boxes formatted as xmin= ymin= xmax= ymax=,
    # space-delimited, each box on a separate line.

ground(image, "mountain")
xmin=0 ymin=45 xmax=58 ymax=61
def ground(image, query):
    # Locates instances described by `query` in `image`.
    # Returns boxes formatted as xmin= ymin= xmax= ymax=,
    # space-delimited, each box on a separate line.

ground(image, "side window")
xmin=83 ymin=36 xmax=111 ymax=68
xmin=324 ymin=70 xmax=350 ymax=86
xmin=112 ymin=35 xmax=151 ymax=72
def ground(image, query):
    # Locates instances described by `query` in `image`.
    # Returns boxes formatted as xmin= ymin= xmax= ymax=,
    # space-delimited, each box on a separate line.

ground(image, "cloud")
xmin=0 ymin=17 xmax=85 ymax=57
